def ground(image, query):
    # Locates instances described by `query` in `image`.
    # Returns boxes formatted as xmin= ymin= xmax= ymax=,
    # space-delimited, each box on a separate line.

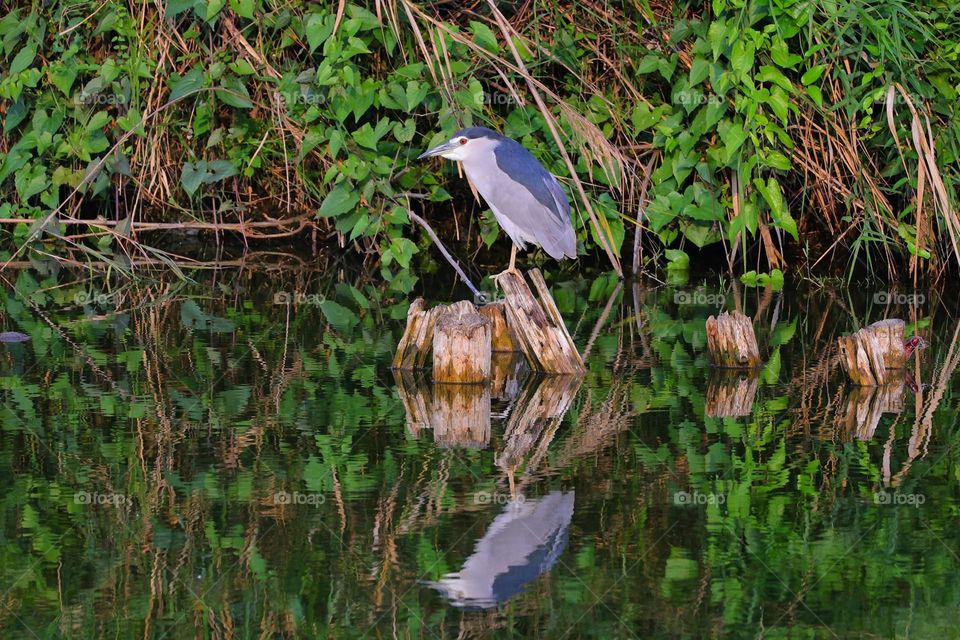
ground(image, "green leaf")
xmin=717 ymin=120 xmax=748 ymax=163
xmin=707 ymin=20 xmax=727 ymax=60
xmin=730 ymin=41 xmax=754 ymax=76
xmin=403 ymin=81 xmax=429 ymax=113
xmin=318 ymin=183 xmax=359 ymax=218
xmin=86 ymin=111 xmax=110 ymax=132
xmin=763 ymin=151 xmax=791 ymax=171
xmin=205 ymin=0 xmax=225 ymax=22
xmin=393 ymin=118 xmax=415 ymax=143
xmin=9 ymin=42 xmax=37 ymax=75
xmin=767 ymin=87 xmax=790 ymax=124
xmin=801 ymin=64 xmax=827 ymax=86
xmin=665 ymin=249 xmax=689 ymax=270
xmin=755 ymin=177 xmax=798 ymax=240
xmin=170 ymin=67 xmax=204 ymax=101
xmin=229 ymin=0 xmax=254 ymax=19
xmin=806 ymin=84 xmax=823 ymax=107
xmin=204 ymin=160 xmax=236 ymax=183
xmin=319 ymin=300 xmax=359 ymax=331
xmin=180 ymin=161 xmax=205 ymax=196
xmin=636 ymin=54 xmax=660 ymax=74
xmin=469 ymin=21 xmax=499 ymax=53
xmin=50 ymin=65 xmax=78 ymax=96
xmin=770 ymin=38 xmax=802 ymax=68
xmin=689 ymin=58 xmax=710 ymax=86
xmin=216 ymin=75 xmax=254 ymax=109
xmin=388 ymin=237 xmax=417 ymax=269
xmin=305 ymin=13 xmax=333 ymax=53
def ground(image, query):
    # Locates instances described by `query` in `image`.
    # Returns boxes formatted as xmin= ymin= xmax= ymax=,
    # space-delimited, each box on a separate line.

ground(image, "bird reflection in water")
xmin=425 ymin=491 xmax=575 ymax=609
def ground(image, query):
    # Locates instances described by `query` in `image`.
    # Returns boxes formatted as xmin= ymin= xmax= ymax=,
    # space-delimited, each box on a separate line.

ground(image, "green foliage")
xmin=0 ymin=1 xmax=958 ymax=276
xmin=2 ymin=269 xmax=960 ymax=637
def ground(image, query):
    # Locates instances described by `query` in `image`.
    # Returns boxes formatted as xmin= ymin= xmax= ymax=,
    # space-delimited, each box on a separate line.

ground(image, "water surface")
xmin=1 ymin=268 xmax=958 ymax=638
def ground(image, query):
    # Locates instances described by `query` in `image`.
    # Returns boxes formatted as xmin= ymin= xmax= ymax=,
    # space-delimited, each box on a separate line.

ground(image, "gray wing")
xmin=489 ymin=140 xmax=576 ymax=260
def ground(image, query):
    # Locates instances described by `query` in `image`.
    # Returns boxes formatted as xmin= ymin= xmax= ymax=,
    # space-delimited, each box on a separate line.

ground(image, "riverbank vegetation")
xmin=0 ymin=0 xmax=958 ymax=281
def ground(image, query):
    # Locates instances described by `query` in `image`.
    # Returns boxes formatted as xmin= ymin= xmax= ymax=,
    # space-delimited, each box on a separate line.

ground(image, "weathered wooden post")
xmin=392 ymin=298 xmax=443 ymax=371
xmin=837 ymin=319 xmax=918 ymax=386
xmin=495 ymin=269 xmax=584 ymax=374
xmin=392 ymin=270 xmax=582 ymax=379
xmin=490 ymin=352 xmax=528 ymax=401
xmin=479 ymin=302 xmax=519 ymax=352
xmin=705 ymin=310 xmax=762 ymax=369
xmin=432 ymin=301 xmax=491 ymax=383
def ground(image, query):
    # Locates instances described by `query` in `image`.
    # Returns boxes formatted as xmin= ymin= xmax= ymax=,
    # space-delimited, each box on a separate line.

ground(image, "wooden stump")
xmin=490 ymin=351 xmax=528 ymax=401
xmin=705 ymin=372 xmax=758 ymax=417
xmin=495 ymin=269 xmax=584 ymax=375
xmin=837 ymin=319 xmax=906 ymax=386
xmin=479 ymin=302 xmax=520 ymax=352
xmin=430 ymin=383 xmax=491 ymax=448
xmin=705 ymin=311 xmax=762 ymax=369
xmin=392 ymin=298 xmax=443 ymax=370
xmin=432 ymin=302 xmax=491 ymax=383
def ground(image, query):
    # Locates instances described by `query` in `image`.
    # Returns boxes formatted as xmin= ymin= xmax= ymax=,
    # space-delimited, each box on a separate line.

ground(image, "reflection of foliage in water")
xmin=1 ymin=268 xmax=959 ymax=638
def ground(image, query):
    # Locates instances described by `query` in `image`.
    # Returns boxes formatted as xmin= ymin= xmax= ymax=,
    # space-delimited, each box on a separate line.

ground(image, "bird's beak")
xmin=417 ymin=141 xmax=457 ymax=160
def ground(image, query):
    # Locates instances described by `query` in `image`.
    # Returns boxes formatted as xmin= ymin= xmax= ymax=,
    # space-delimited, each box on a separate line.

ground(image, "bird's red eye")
xmin=459 ymin=137 xmax=468 ymax=145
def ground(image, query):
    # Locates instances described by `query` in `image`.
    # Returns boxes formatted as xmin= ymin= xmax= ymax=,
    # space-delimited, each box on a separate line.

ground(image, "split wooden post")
xmin=432 ymin=301 xmax=491 ymax=383
xmin=392 ymin=298 xmax=443 ymax=371
xmin=495 ymin=269 xmax=584 ymax=374
xmin=479 ymin=302 xmax=520 ymax=352
xmin=837 ymin=319 xmax=906 ymax=386
xmin=490 ymin=351 xmax=528 ymax=401
xmin=705 ymin=311 xmax=762 ymax=369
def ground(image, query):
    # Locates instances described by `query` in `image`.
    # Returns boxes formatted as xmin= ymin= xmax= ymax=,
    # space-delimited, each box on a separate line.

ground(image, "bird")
xmin=418 ymin=127 xmax=576 ymax=273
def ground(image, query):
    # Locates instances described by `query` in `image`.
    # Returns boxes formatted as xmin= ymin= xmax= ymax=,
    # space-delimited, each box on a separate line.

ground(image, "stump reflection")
xmin=843 ymin=382 xmax=906 ymax=440
xmin=706 ymin=371 xmax=759 ymax=417
xmin=497 ymin=374 xmax=582 ymax=474
xmin=431 ymin=383 xmax=491 ymax=448
xmin=394 ymin=363 xmax=580 ymax=454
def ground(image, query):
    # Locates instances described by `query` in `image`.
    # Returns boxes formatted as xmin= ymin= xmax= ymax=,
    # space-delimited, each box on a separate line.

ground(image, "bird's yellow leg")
xmin=509 ymin=244 xmax=517 ymax=273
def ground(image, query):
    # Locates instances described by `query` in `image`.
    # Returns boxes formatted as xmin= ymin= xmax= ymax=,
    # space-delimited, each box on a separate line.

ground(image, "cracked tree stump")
xmin=705 ymin=311 xmax=762 ymax=369
xmin=432 ymin=301 xmax=491 ymax=383
xmin=479 ymin=302 xmax=520 ymax=352
xmin=495 ymin=269 xmax=584 ymax=375
xmin=392 ymin=271 xmax=580 ymax=378
xmin=392 ymin=298 xmax=443 ymax=371
xmin=490 ymin=352 xmax=528 ymax=401
xmin=837 ymin=319 xmax=906 ymax=386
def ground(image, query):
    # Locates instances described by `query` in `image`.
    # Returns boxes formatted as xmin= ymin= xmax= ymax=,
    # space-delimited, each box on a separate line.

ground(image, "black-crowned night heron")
xmin=418 ymin=127 xmax=577 ymax=273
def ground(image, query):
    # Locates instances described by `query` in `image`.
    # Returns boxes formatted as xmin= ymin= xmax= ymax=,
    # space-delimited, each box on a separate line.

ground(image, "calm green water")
xmin=2 ymin=267 xmax=959 ymax=639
